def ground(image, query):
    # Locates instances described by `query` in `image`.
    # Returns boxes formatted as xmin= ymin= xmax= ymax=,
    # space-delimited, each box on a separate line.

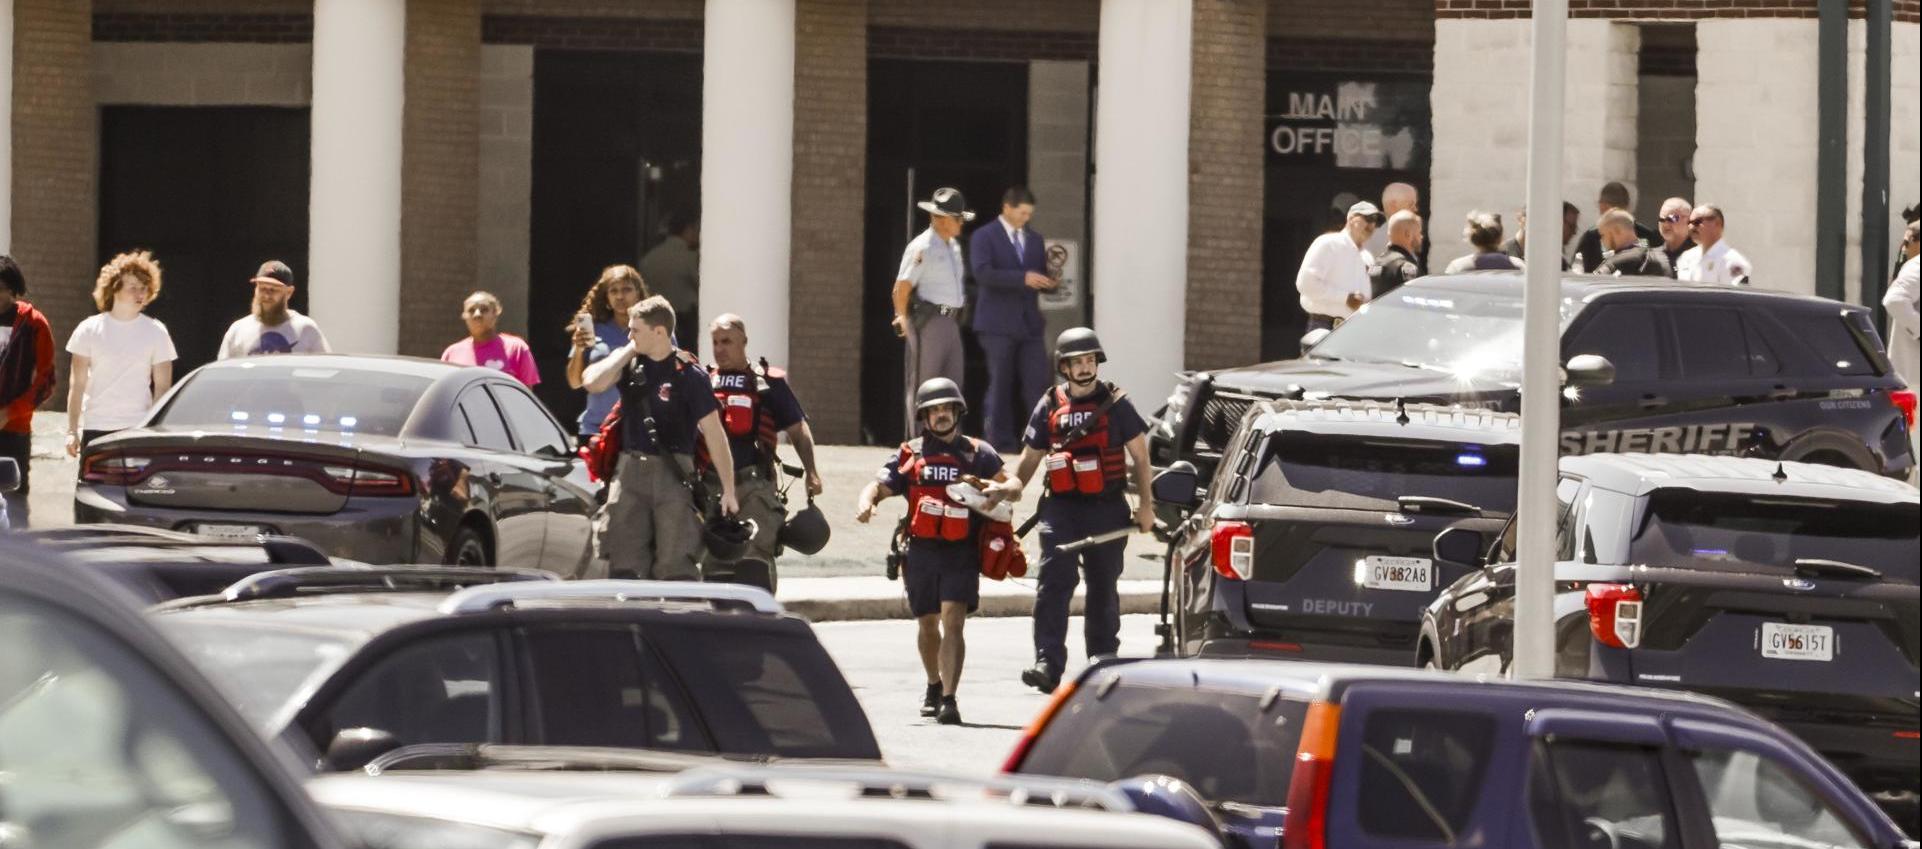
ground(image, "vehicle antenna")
xmin=1394 ymin=398 xmax=1410 ymax=426
xmin=1772 ymin=461 xmax=1788 ymax=483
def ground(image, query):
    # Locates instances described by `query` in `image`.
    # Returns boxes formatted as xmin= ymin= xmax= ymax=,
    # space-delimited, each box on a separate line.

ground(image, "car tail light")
xmin=1211 ymin=521 xmax=1254 ymax=581
xmin=81 ymin=453 xmax=153 ymax=485
xmin=1282 ymin=701 xmax=1342 ymax=849
xmin=1586 ymin=583 xmax=1644 ymax=649
xmin=1001 ymin=679 xmax=1079 ymax=773
xmin=1891 ymin=390 xmax=1918 ymax=431
xmin=320 ymin=463 xmax=415 ymax=497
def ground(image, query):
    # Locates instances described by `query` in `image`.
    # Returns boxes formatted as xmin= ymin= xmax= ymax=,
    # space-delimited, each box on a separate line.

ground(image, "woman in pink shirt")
xmin=441 ymin=290 xmax=540 ymax=387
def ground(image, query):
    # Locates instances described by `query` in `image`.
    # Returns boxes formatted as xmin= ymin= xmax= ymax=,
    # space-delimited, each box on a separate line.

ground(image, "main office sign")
xmin=1266 ymin=77 xmax=1430 ymax=171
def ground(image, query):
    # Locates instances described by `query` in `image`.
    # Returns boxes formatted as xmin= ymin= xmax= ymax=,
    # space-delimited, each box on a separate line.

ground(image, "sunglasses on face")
xmin=1688 ymin=218 xmax=1713 ymax=227
xmin=1660 ymin=214 xmax=1685 ymax=224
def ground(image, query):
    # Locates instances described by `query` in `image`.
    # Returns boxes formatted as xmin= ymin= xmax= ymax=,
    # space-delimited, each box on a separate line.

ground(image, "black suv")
xmin=1421 ymin=453 xmax=1919 ymax=834
xmin=1153 ymin=274 xmax=1917 ymax=481
xmin=1153 ymin=399 xmax=1519 ymax=662
xmin=150 ymin=568 xmax=882 ymax=770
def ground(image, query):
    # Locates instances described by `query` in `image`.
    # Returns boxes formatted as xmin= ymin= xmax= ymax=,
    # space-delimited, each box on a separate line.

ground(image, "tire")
xmin=448 ymin=525 xmax=491 ymax=567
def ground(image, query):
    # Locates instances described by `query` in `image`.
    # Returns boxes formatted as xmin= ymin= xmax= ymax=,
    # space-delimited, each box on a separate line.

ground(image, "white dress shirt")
xmin=1676 ymin=240 xmax=1752 ymax=285
xmin=1884 ymin=256 xmax=1919 ymax=391
xmin=1296 ymin=231 xmax=1372 ymax=318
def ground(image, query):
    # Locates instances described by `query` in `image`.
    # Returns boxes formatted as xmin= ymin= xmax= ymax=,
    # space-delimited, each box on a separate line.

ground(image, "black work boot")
xmin=1020 ymin=663 xmax=1061 ymax=695
xmin=920 ymin=682 xmax=942 ymax=718
xmin=936 ymin=695 xmax=962 ymax=725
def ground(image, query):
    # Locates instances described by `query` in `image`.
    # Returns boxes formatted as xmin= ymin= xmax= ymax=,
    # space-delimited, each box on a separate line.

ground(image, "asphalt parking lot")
xmin=817 ymin=613 xmax=1159 ymax=775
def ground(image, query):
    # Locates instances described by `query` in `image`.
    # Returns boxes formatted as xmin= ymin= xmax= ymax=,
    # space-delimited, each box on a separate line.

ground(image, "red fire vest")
xmin=899 ymin=436 xmax=978 ymax=543
xmin=1043 ymin=384 xmax=1127 ymax=497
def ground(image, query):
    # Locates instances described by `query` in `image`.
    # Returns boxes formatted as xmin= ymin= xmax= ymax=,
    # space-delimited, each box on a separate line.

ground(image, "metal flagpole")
xmin=1514 ymin=0 xmax=1567 ymax=680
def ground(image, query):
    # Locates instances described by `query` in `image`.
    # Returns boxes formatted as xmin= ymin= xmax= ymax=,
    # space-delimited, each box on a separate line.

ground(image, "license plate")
xmin=1760 ymin=622 xmax=1834 ymax=662
xmin=1362 ymin=556 xmax=1432 ymax=592
xmin=195 ymin=523 xmax=268 ymax=541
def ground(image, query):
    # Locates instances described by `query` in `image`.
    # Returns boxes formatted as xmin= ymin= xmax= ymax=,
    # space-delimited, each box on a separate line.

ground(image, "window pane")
xmin=457 ymin=392 xmax=514 ymax=452
xmin=0 ymin=598 xmax=298 ymax=849
xmin=1688 ymin=748 xmax=1869 ymax=849
xmin=648 ymin=625 xmax=879 ymax=760
xmin=1017 ymin=682 xmax=1307 ymax=807
xmin=1567 ymin=306 xmax=1662 ymax=382
xmin=1356 ymin=709 xmax=1498 ymax=841
xmin=520 ymin=626 xmax=710 ymax=752
xmin=157 ymin=366 xmax=430 ymax=437
xmin=488 ymin=385 xmax=570 ymax=456
xmin=1537 ymin=741 xmax=1675 ymax=849
xmin=1672 ymin=308 xmax=1754 ymax=379
xmin=1781 ymin=312 xmax=1877 ymax=375
xmin=317 ymin=632 xmax=499 ymax=750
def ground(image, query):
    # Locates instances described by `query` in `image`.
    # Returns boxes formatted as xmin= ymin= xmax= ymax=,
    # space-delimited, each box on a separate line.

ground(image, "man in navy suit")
xmin=969 ymin=187 xmax=1057 ymax=450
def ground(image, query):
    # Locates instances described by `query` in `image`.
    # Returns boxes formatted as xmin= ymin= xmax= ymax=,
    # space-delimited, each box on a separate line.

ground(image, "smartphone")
xmin=576 ymin=314 xmax=594 ymax=335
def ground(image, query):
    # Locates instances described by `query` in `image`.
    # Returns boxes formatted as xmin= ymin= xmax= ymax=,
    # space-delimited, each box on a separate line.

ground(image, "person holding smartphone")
xmin=567 ymin=264 xmax=648 ymax=442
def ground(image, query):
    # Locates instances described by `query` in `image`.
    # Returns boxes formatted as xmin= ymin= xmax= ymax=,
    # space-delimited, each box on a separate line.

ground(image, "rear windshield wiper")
xmin=1397 ymin=496 xmax=1482 ymax=516
xmin=1792 ymin=558 xmax=1883 ymax=580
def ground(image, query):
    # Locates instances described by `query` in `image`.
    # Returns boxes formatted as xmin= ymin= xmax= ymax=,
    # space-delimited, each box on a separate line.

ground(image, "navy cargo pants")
xmin=1033 ymin=494 xmax=1130 ymax=676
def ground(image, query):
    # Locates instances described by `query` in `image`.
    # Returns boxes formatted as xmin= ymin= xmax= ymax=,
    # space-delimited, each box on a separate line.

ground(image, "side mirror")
xmin=0 ymin=458 xmax=19 ymax=493
xmin=1151 ymin=462 xmax=1200 ymax=510
xmin=1433 ymin=527 xmax=1488 ymax=569
xmin=1300 ymin=327 xmax=1332 ymax=352
xmin=324 ymin=727 xmax=401 ymax=772
xmin=1564 ymin=354 xmax=1616 ymax=387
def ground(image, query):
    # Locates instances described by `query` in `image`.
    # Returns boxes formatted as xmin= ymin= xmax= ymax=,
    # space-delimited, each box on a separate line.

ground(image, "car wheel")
xmin=449 ymin=526 xmax=491 ymax=567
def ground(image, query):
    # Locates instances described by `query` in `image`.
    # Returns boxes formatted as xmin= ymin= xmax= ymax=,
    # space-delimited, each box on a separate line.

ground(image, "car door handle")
xmin=1767 ymin=385 xmax=1796 ymax=401
xmin=1638 ymin=394 xmax=1668 ymax=410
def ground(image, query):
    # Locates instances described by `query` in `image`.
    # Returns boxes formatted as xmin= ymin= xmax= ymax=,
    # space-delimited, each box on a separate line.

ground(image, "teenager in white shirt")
xmin=65 ymin=250 xmax=179 ymax=456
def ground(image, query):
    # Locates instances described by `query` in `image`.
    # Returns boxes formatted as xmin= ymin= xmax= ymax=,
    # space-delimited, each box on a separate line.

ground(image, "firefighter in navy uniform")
xmin=989 ymin=328 xmax=1155 ymax=694
xmin=699 ymin=314 xmax=823 ymax=591
xmin=856 ymin=378 xmax=1010 ymax=725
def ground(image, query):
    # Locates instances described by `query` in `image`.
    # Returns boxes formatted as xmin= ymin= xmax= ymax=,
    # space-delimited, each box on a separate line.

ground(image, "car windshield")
xmin=156 ymin=618 xmax=358 ymax=727
xmin=1631 ymin=490 xmax=1920 ymax=582
xmin=155 ymin=364 xmax=433 ymax=438
xmin=1017 ymin=681 xmax=1307 ymax=807
xmin=1249 ymin=432 xmax=1519 ymax=514
xmin=1308 ymin=286 xmax=1578 ymax=379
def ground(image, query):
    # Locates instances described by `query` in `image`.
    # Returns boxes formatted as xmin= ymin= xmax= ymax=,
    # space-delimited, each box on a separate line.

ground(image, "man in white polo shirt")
xmin=1296 ymin=201 xmax=1384 ymax=331
xmin=1675 ymin=204 xmax=1752 ymax=285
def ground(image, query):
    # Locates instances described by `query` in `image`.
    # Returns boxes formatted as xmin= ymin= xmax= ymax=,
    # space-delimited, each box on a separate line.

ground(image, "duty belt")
xmin=915 ymin=299 xmax=963 ymax=319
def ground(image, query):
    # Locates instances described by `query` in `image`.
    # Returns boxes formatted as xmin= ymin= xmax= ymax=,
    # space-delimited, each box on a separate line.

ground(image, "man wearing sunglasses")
xmin=1655 ymin=197 xmax=1694 ymax=274
xmin=1675 ymin=204 xmax=1752 ymax=285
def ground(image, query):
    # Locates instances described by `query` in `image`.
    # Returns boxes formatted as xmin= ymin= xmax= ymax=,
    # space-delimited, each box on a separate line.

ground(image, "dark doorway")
xmin=1261 ymin=71 xmax=1431 ymax=361
xmin=863 ymin=59 xmax=1030 ymax=443
xmin=98 ymin=107 xmax=311 ymax=377
xmin=530 ymin=49 xmax=701 ymax=431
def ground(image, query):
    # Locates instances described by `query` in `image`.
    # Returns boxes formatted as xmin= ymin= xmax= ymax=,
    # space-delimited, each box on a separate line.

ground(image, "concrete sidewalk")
xmin=23 ymin=412 xmax=1170 ymax=622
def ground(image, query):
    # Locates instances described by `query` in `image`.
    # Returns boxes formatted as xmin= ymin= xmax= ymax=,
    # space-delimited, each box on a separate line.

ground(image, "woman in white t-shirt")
xmin=64 ymin=250 xmax=179 ymax=456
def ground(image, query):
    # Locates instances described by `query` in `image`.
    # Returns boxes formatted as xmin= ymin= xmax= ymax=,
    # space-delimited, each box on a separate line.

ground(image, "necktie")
xmin=1012 ymin=228 xmax=1023 ymax=257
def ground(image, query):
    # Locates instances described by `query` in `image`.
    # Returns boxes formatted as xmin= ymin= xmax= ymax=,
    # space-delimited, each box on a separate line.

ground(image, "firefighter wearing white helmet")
xmin=987 ymin=327 xmax=1155 ymax=694
xmin=856 ymin=377 xmax=1012 ymax=725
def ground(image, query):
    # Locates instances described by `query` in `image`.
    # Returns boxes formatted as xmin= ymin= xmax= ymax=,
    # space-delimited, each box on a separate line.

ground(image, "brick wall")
xmin=789 ymin=0 xmax=868 ymax=444
xmin=400 ymin=0 xmax=482 ymax=358
xmin=478 ymin=45 xmax=534 ymax=336
xmin=868 ymin=26 xmax=1096 ymax=60
xmin=1437 ymin=0 xmax=1885 ymax=19
xmin=13 ymin=0 xmax=96 ymax=410
xmin=481 ymin=15 xmax=702 ymax=50
xmin=94 ymin=43 xmax=312 ymax=105
xmin=1186 ymin=0 xmax=1266 ymax=371
xmin=868 ymin=0 xmax=1098 ymax=32
xmin=1266 ymin=36 xmax=1433 ymax=73
xmin=1272 ymin=0 xmax=1433 ymax=41
xmin=483 ymin=0 xmax=702 ymax=17
xmin=93 ymin=12 xmax=309 ymax=41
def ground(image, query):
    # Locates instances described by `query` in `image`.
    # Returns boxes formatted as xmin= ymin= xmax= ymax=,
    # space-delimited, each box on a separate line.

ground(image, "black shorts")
xmin=903 ymin=541 xmax=979 ymax=617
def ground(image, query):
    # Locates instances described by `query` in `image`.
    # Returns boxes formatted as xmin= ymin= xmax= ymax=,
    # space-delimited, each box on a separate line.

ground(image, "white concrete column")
xmin=0 ymin=0 xmax=13 ymax=254
xmin=1091 ymin=0 xmax=1191 ymax=409
xmin=1695 ymin=19 xmax=1821 ymax=295
xmin=699 ymin=0 xmax=795 ymax=364
xmin=1429 ymin=19 xmax=1637 ymax=272
xmin=309 ymin=0 xmax=405 ymax=354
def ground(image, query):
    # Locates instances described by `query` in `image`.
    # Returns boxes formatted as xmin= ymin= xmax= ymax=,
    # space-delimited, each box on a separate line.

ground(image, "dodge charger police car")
xmin=1153 ymin=274 xmax=1916 ymax=481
